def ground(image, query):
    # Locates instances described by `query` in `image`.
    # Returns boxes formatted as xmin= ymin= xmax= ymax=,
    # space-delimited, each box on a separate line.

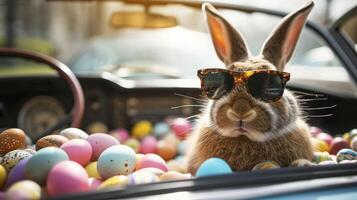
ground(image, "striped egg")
xmin=0 ymin=150 xmax=32 ymax=172
xmin=312 ymin=152 xmax=332 ymax=164
xmin=336 ymin=148 xmax=357 ymax=163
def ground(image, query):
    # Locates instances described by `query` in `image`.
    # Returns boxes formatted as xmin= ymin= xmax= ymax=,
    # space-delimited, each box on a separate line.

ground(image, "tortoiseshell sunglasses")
xmin=197 ymin=68 xmax=290 ymax=102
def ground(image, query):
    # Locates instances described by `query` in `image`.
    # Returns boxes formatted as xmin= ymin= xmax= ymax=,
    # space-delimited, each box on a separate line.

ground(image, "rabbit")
xmin=187 ymin=1 xmax=315 ymax=174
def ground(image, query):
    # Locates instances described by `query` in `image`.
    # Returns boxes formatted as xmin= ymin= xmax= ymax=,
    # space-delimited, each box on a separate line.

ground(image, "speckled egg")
xmin=59 ymin=128 xmax=89 ymax=140
xmin=290 ymin=159 xmax=315 ymax=167
xmin=60 ymin=139 xmax=92 ymax=166
xmin=128 ymin=169 xmax=159 ymax=185
xmin=318 ymin=160 xmax=337 ymax=165
xmin=0 ymin=128 xmax=26 ymax=156
xmin=36 ymin=135 xmax=69 ymax=150
xmin=47 ymin=160 xmax=89 ymax=196
xmin=139 ymin=136 xmax=157 ymax=154
xmin=88 ymin=178 xmax=102 ymax=190
xmin=132 ymin=120 xmax=153 ymax=139
xmin=252 ymin=161 xmax=280 ymax=171
xmin=5 ymin=180 xmax=41 ymax=200
xmin=171 ymin=118 xmax=192 ymax=139
xmin=154 ymin=122 xmax=170 ymax=138
xmin=0 ymin=165 xmax=6 ymax=189
xmin=157 ymin=140 xmax=177 ymax=161
xmin=0 ymin=150 xmax=32 ymax=172
xmin=160 ymin=171 xmax=190 ymax=181
xmin=109 ymin=128 xmax=129 ymax=143
xmin=24 ymin=148 xmax=36 ymax=155
xmin=136 ymin=153 xmax=168 ymax=172
xmin=336 ymin=148 xmax=357 ymax=163
xmin=329 ymin=137 xmax=350 ymax=155
xmin=25 ymin=147 xmax=69 ymax=185
xmin=312 ymin=152 xmax=332 ymax=163
xmin=86 ymin=133 xmax=120 ymax=161
xmin=97 ymin=145 xmax=136 ymax=179
xmin=311 ymin=138 xmax=330 ymax=152
xmin=5 ymin=157 xmax=30 ymax=188
xmin=85 ymin=161 xmax=101 ymax=179
xmin=99 ymin=175 xmax=128 ymax=189
xmin=124 ymin=138 xmax=140 ymax=153
xmin=196 ymin=157 xmax=232 ymax=177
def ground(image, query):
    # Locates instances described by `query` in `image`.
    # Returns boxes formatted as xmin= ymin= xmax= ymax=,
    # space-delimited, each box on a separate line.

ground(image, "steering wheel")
xmin=0 ymin=48 xmax=85 ymax=140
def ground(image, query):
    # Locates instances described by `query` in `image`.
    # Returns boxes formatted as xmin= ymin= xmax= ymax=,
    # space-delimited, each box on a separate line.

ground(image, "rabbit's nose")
xmin=232 ymin=98 xmax=252 ymax=116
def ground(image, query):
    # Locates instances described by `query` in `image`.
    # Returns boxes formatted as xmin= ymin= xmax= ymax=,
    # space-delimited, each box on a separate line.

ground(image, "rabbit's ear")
xmin=260 ymin=1 xmax=314 ymax=70
xmin=203 ymin=3 xmax=249 ymax=66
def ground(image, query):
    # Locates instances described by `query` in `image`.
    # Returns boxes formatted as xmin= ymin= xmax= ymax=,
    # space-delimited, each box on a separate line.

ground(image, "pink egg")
xmin=47 ymin=161 xmax=89 ymax=196
xmin=136 ymin=153 xmax=168 ymax=172
xmin=139 ymin=136 xmax=157 ymax=154
xmin=61 ymin=139 xmax=92 ymax=166
xmin=86 ymin=133 xmax=119 ymax=161
xmin=310 ymin=126 xmax=322 ymax=137
xmin=88 ymin=178 xmax=102 ymax=190
xmin=110 ymin=129 xmax=130 ymax=143
xmin=316 ymin=132 xmax=334 ymax=146
xmin=171 ymin=118 xmax=192 ymax=139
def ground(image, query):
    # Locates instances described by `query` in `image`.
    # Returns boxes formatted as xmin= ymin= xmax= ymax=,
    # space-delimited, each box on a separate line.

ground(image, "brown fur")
xmin=188 ymin=119 xmax=313 ymax=174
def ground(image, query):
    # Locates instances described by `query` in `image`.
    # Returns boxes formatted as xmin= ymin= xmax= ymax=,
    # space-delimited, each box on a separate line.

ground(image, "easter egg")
xmin=99 ymin=175 xmax=128 ymax=189
xmin=196 ymin=158 xmax=232 ymax=177
xmin=171 ymin=118 xmax=192 ymax=139
xmin=25 ymin=147 xmax=69 ymax=185
xmin=166 ymin=160 xmax=186 ymax=173
xmin=252 ymin=161 xmax=280 ymax=171
xmin=0 ymin=150 xmax=32 ymax=172
xmin=47 ymin=161 xmax=89 ymax=196
xmin=5 ymin=180 xmax=41 ymax=200
xmin=138 ymin=167 xmax=165 ymax=176
xmin=109 ymin=128 xmax=129 ymax=143
xmin=351 ymin=137 xmax=357 ymax=151
xmin=60 ymin=139 xmax=92 ymax=166
xmin=290 ymin=159 xmax=315 ymax=167
xmin=309 ymin=126 xmax=322 ymax=137
xmin=156 ymin=140 xmax=177 ymax=161
xmin=139 ymin=136 xmax=157 ymax=154
xmin=154 ymin=122 xmax=170 ymax=138
xmin=330 ymin=137 xmax=350 ymax=155
xmin=59 ymin=128 xmax=88 ymax=140
xmin=336 ymin=148 xmax=357 ymax=163
xmin=24 ymin=148 xmax=36 ymax=155
xmin=339 ymin=160 xmax=357 ymax=164
xmin=0 ymin=128 xmax=26 ymax=156
xmin=86 ymin=133 xmax=119 ymax=161
xmin=163 ymin=133 xmax=180 ymax=147
xmin=136 ymin=153 xmax=168 ymax=172
xmin=0 ymin=165 xmax=6 ymax=189
xmin=316 ymin=132 xmax=334 ymax=146
xmin=97 ymin=145 xmax=136 ymax=179
xmin=128 ymin=169 xmax=159 ymax=185
xmin=348 ymin=129 xmax=357 ymax=142
xmin=312 ymin=152 xmax=332 ymax=163
xmin=88 ymin=178 xmax=102 ymax=190
xmin=319 ymin=160 xmax=337 ymax=165
xmin=178 ymin=140 xmax=188 ymax=155
xmin=5 ymin=157 xmax=30 ymax=188
xmin=136 ymin=153 xmax=144 ymax=163
xmin=124 ymin=138 xmax=140 ymax=153
xmin=36 ymin=135 xmax=69 ymax=150
xmin=311 ymin=138 xmax=330 ymax=152
xmin=160 ymin=171 xmax=190 ymax=181
xmin=132 ymin=120 xmax=152 ymax=139
xmin=85 ymin=161 xmax=101 ymax=179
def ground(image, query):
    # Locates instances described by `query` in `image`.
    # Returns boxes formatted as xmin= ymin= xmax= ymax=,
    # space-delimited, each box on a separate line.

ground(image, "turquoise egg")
xmin=336 ymin=148 xmax=357 ymax=163
xmin=25 ymin=147 xmax=69 ymax=185
xmin=196 ymin=158 xmax=232 ymax=177
xmin=153 ymin=122 xmax=170 ymax=138
xmin=97 ymin=145 xmax=136 ymax=179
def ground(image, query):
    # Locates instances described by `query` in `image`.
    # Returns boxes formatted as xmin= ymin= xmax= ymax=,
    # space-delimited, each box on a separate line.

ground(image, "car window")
xmin=339 ymin=13 xmax=357 ymax=52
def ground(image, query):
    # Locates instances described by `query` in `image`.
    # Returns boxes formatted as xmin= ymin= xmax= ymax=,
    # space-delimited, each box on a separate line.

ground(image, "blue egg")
xmin=25 ymin=147 xmax=68 ymax=185
xmin=153 ymin=122 xmax=170 ymax=138
xmin=196 ymin=158 xmax=232 ymax=177
xmin=97 ymin=145 xmax=136 ymax=179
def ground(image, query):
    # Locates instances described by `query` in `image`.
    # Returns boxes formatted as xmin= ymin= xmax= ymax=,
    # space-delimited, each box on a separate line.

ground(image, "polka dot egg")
xmin=0 ymin=150 xmax=32 ymax=172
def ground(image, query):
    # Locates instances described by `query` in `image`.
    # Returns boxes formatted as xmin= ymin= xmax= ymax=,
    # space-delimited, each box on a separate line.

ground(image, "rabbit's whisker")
xmin=185 ymin=114 xmax=203 ymax=120
xmin=305 ymin=114 xmax=333 ymax=118
xmin=290 ymin=90 xmax=325 ymax=97
xmin=171 ymin=105 xmax=205 ymax=109
xmin=301 ymin=105 xmax=337 ymax=111
xmin=297 ymin=98 xmax=329 ymax=102
xmin=174 ymin=93 xmax=206 ymax=102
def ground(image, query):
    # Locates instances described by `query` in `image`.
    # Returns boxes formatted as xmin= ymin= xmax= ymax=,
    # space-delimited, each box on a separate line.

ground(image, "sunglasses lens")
xmin=202 ymin=71 xmax=234 ymax=99
xmin=248 ymin=73 xmax=284 ymax=101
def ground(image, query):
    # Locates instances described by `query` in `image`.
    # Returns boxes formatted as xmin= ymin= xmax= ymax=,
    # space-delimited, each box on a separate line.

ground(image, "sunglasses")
xmin=197 ymin=68 xmax=290 ymax=102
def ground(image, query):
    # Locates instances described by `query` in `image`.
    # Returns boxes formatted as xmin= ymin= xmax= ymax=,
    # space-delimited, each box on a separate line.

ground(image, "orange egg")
xmin=156 ymin=140 xmax=177 ymax=161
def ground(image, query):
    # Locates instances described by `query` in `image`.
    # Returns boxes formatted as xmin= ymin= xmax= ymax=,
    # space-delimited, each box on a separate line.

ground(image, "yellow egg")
xmin=0 ymin=164 xmax=6 ymax=189
xmin=311 ymin=138 xmax=330 ymax=152
xmin=85 ymin=162 xmax=101 ymax=179
xmin=132 ymin=120 xmax=152 ymax=139
xmin=124 ymin=138 xmax=140 ymax=153
xmin=5 ymin=180 xmax=41 ymax=200
xmin=99 ymin=175 xmax=128 ymax=189
xmin=343 ymin=132 xmax=350 ymax=141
